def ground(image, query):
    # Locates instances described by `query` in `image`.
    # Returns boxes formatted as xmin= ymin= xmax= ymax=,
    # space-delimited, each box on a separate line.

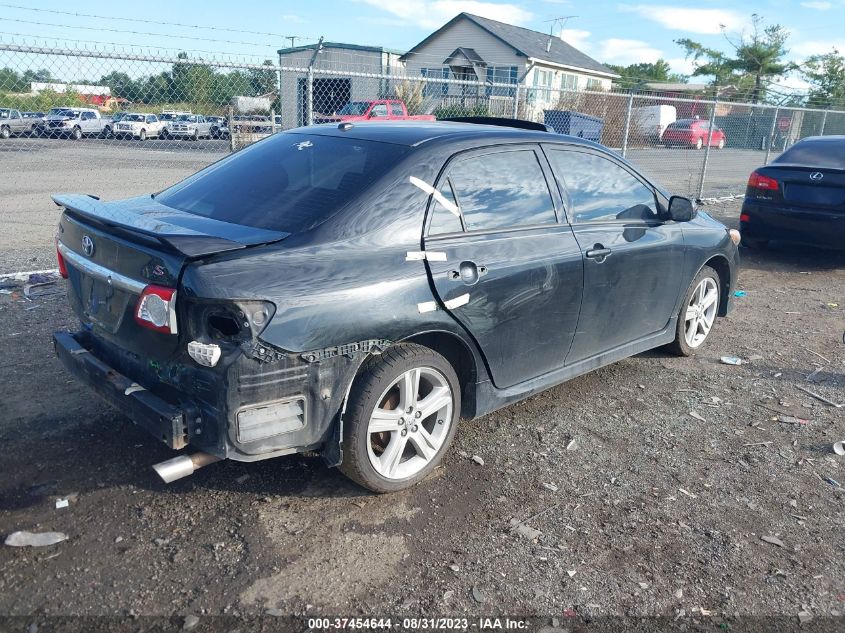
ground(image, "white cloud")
xmin=665 ymin=56 xmax=695 ymax=75
xmin=560 ymin=28 xmax=592 ymax=51
xmin=619 ymin=4 xmax=746 ymax=35
xmin=597 ymin=38 xmax=664 ymax=65
xmin=356 ymin=0 xmax=533 ymax=30
xmin=281 ymin=15 xmax=304 ymax=23
xmin=799 ymin=1 xmax=832 ymax=9
xmin=791 ymin=40 xmax=845 ymax=57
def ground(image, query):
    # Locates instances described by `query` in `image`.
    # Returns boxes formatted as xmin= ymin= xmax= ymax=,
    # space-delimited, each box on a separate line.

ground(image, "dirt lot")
xmin=0 ymin=201 xmax=843 ymax=630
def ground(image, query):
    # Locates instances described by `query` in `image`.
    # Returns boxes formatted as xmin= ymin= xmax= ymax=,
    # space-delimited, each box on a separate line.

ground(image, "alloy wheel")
xmin=684 ymin=277 xmax=718 ymax=348
xmin=366 ymin=367 xmax=453 ymax=480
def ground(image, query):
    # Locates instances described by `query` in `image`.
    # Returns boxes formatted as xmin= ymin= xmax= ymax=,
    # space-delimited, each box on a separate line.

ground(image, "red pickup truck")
xmin=314 ymin=99 xmax=435 ymax=124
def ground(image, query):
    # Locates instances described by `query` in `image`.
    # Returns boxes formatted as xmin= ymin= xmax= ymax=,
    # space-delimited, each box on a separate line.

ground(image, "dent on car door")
xmin=543 ymin=146 xmax=686 ymax=363
xmin=422 ymin=146 xmax=584 ymax=389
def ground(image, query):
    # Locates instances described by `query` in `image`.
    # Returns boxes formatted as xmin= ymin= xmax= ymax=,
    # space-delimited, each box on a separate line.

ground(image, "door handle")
xmin=447 ymin=261 xmax=487 ymax=285
xmin=585 ymin=246 xmax=612 ymax=261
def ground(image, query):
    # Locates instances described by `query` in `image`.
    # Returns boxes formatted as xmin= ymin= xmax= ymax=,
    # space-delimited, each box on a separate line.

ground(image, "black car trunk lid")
xmin=54 ymin=194 xmax=288 ymax=358
xmin=765 ymin=165 xmax=845 ymax=210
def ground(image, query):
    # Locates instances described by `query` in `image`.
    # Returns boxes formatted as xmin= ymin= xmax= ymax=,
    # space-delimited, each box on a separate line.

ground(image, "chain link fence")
xmin=2 ymin=41 xmax=844 ymax=200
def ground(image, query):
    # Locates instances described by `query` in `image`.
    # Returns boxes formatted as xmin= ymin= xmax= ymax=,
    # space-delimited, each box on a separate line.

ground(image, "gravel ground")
xmin=0 ymin=199 xmax=843 ymax=630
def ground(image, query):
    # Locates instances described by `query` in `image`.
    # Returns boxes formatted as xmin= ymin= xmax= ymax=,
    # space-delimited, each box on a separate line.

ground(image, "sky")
xmin=1 ymin=1 xmax=843 ymax=93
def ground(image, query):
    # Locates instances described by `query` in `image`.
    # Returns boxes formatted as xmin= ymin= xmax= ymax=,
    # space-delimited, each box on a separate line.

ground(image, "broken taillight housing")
xmin=135 ymin=285 xmax=177 ymax=334
xmin=56 ymin=242 xmax=68 ymax=279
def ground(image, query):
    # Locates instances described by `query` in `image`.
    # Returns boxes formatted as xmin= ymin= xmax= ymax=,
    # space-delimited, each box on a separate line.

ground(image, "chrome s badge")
xmin=809 ymin=172 xmax=824 ymax=181
xmin=81 ymin=235 xmax=95 ymax=257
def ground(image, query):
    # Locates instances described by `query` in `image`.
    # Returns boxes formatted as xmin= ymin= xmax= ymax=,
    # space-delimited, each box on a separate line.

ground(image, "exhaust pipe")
xmin=152 ymin=452 xmax=222 ymax=483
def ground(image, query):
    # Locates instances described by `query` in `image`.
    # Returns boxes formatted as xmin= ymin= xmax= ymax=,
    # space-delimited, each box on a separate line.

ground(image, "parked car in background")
xmin=632 ymin=105 xmax=676 ymax=143
xmin=21 ymin=111 xmax=45 ymax=133
xmin=114 ymin=113 xmax=166 ymax=140
xmin=159 ymin=110 xmax=192 ymax=139
xmin=102 ymin=111 xmax=130 ymax=138
xmin=206 ymin=115 xmax=229 ymax=139
xmin=169 ymin=114 xmax=212 ymax=140
xmin=0 ymin=108 xmax=31 ymax=138
xmin=314 ymin=99 xmax=435 ymax=124
xmin=52 ymin=119 xmax=740 ymax=493
xmin=36 ymin=107 xmax=106 ymax=140
xmin=740 ymin=135 xmax=845 ymax=249
xmin=662 ymin=119 xmax=726 ymax=149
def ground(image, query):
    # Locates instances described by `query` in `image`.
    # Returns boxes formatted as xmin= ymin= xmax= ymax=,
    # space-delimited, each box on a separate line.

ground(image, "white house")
xmin=400 ymin=13 xmax=618 ymax=118
xmin=277 ymin=42 xmax=405 ymax=127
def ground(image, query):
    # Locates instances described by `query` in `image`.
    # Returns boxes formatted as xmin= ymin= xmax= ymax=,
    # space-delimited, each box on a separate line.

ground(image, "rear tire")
xmin=666 ymin=265 xmax=721 ymax=357
xmin=718 ymin=138 xmax=725 ymax=149
xmin=695 ymin=137 xmax=703 ymax=150
xmin=339 ymin=344 xmax=461 ymax=493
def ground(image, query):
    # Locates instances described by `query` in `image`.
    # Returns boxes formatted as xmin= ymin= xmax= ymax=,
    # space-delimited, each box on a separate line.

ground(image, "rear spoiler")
xmin=441 ymin=117 xmax=554 ymax=133
xmin=52 ymin=193 xmax=289 ymax=258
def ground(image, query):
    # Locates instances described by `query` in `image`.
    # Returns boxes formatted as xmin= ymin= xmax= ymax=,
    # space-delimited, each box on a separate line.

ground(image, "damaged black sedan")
xmin=53 ymin=120 xmax=740 ymax=493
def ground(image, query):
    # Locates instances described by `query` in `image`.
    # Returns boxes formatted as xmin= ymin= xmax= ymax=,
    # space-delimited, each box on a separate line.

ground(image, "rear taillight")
xmin=56 ymin=242 xmax=68 ymax=279
xmin=135 ymin=285 xmax=177 ymax=334
xmin=740 ymin=213 xmax=750 ymax=223
xmin=748 ymin=171 xmax=779 ymax=191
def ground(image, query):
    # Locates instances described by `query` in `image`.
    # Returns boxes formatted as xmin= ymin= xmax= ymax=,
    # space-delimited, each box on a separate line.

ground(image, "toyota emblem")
xmin=81 ymin=235 xmax=95 ymax=257
xmin=809 ymin=172 xmax=824 ymax=181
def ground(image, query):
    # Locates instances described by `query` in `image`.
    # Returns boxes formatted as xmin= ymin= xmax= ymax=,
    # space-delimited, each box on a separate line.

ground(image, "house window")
xmin=560 ymin=73 xmax=578 ymax=91
xmin=529 ymin=68 xmax=554 ymax=103
xmin=485 ymin=65 xmax=518 ymax=98
xmin=421 ymin=68 xmax=449 ymax=97
xmin=585 ymin=77 xmax=604 ymax=90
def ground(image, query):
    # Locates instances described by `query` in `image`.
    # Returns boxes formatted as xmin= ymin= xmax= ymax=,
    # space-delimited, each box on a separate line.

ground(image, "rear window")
xmin=774 ymin=139 xmax=845 ymax=170
xmin=667 ymin=121 xmax=693 ymax=130
xmin=157 ymin=133 xmax=410 ymax=233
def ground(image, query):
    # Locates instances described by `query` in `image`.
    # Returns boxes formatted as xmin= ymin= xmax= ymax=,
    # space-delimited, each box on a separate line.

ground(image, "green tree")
xmin=676 ymin=14 xmax=793 ymax=102
xmin=0 ymin=67 xmax=26 ymax=92
xmin=604 ymin=59 xmax=687 ymax=91
xmin=802 ymin=49 xmax=845 ymax=109
xmin=249 ymin=59 xmax=277 ymax=97
xmin=99 ymin=71 xmax=140 ymax=101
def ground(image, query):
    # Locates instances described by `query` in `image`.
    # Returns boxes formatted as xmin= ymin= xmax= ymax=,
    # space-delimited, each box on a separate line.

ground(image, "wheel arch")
xmin=399 ymin=330 xmax=480 ymax=417
xmin=701 ymin=254 xmax=732 ymax=317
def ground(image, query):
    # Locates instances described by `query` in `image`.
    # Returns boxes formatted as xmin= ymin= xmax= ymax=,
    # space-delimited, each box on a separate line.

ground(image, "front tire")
xmin=339 ymin=344 xmax=461 ymax=493
xmin=71 ymin=127 xmax=82 ymax=140
xmin=139 ymin=129 xmax=147 ymax=141
xmin=666 ymin=265 xmax=721 ymax=357
xmin=695 ymin=137 xmax=703 ymax=150
xmin=0 ymin=126 xmax=10 ymax=139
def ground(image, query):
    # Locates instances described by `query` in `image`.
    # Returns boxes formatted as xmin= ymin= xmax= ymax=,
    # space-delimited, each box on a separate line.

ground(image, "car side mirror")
xmin=668 ymin=196 xmax=696 ymax=222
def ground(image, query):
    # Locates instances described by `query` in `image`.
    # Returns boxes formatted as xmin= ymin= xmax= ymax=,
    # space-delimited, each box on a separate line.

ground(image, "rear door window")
xmin=439 ymin=149 xmax=557 ymax=233
xmin=546 ymin=149 xmax=658 ymax=223
xmin=157 ymin=133 xmax=410 ymax=233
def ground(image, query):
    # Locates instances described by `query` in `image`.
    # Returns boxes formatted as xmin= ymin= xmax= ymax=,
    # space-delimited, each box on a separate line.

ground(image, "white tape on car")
xmin=409 ymin=176 xmax=461 ymax=218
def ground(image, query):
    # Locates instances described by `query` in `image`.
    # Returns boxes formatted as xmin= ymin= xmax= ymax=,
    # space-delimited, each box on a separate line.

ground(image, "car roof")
xmin=794 ymin=135 xmax=845 ymax=143
xmin=287 ymin=120 xmax=605 ymax=150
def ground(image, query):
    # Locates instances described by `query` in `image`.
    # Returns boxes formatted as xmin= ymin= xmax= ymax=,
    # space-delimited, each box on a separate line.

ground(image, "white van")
xmin=632 ymin=105 xmax=677 ymax=142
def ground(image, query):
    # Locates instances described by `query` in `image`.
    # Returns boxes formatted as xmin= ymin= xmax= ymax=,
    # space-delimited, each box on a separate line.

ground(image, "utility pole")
xmin=285 ymin=36 xmax=299 ymax=49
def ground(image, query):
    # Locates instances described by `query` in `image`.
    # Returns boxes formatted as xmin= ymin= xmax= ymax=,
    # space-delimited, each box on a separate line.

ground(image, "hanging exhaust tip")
xmin=152 ymin=452 xmax=222 ymax=483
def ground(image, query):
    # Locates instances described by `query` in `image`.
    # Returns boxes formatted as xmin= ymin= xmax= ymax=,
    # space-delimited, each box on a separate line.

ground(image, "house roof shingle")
xmin=401 ymin=13 xmax=618 ymax=78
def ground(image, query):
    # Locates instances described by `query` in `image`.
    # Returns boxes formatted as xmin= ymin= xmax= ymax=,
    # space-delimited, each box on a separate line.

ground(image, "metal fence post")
xmin=820 ymin=109 xmax=828 ymax=135
xmin=227 ymin=105 xmax=235 ymax=153
xmin=621 ymin=91 xmax=634 ymax=158
xmin=512 ymin=84 xmax=520 ymax=120
xmin=764 ymin=106 xmax=779 ymax=165
xmin=306 ymin=67 xmax=314 ymax=126
xmin=697 ymin=98 xmax=718 ymax=199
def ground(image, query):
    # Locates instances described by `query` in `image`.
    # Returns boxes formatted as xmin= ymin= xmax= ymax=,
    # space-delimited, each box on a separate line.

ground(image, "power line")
xmin=0 ymin=31 xmax=275 ymax=60
xmin=0 ymin=3 xmax=313 ymax=41
xmin=0 ymin=17 xmax=287 ymax=50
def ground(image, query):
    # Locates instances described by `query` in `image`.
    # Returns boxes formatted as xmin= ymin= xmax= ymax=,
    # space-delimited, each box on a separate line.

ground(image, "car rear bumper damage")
xmin=53 ymin=330 xmax=195 ymax=450
xmin=53 ymin=328 xmax=384 ymax=476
